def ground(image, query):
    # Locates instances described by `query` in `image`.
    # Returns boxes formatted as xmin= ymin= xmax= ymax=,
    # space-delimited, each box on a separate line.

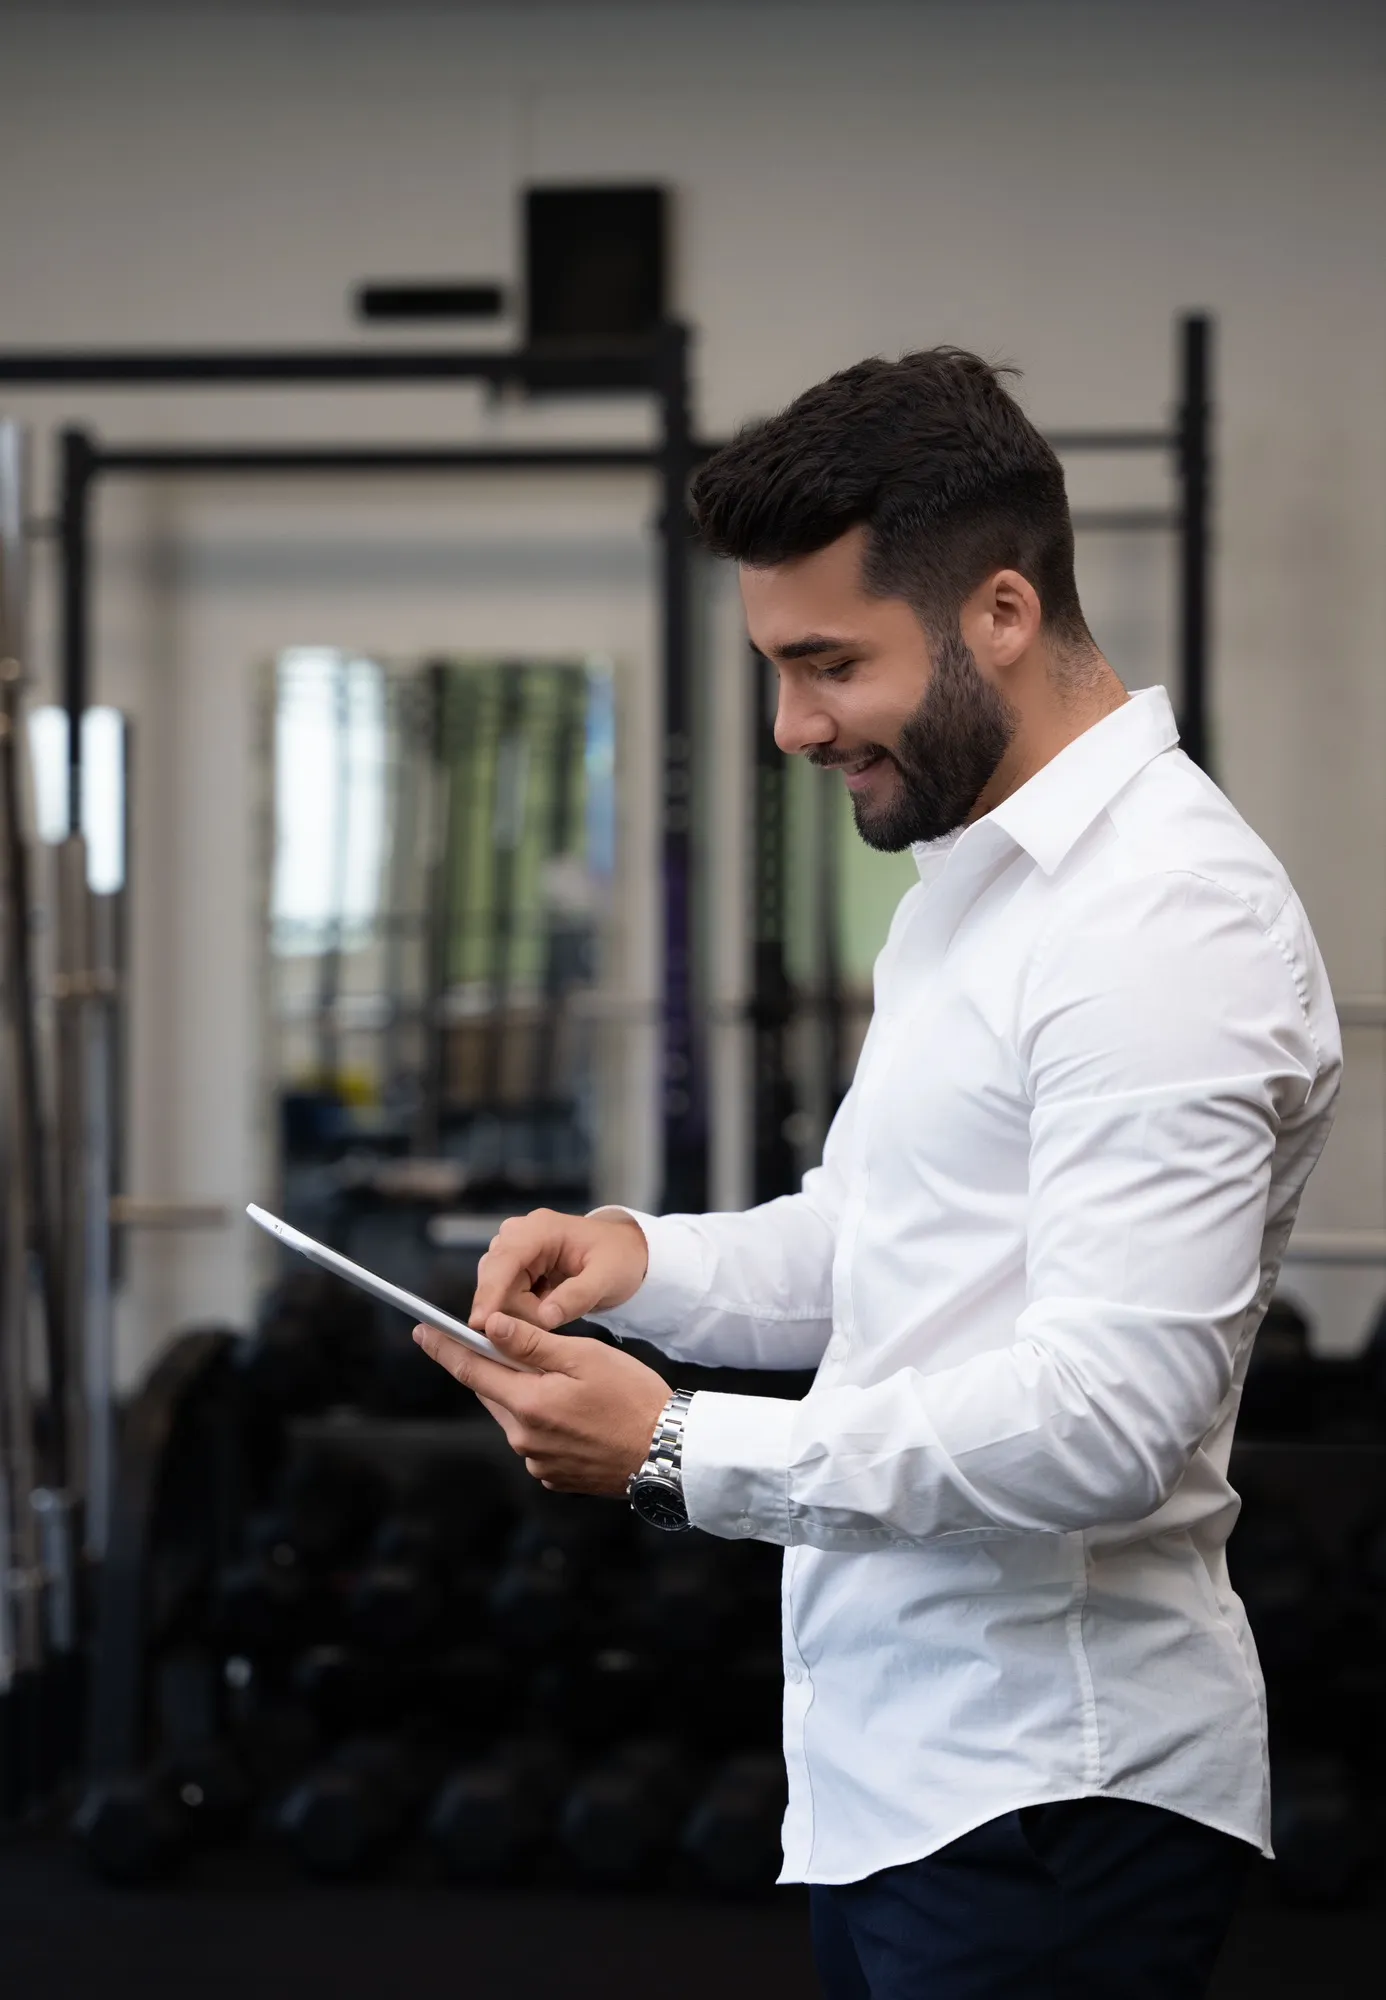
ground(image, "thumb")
xmin=484 ymin=1310 xmax=575 ymax=1371
xmin=530 ymin=1272 xmax=607 ymax=1330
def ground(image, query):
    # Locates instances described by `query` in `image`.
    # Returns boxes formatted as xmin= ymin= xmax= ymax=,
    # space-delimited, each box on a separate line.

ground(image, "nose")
xmin=773 ymin=674 xmax=834 ymax=758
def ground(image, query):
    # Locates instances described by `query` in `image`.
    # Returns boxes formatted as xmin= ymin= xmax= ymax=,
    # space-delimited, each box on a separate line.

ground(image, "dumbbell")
xmin=221 ymin=1654 xmax=322 ymax=1799
xmin=276 ymin=1734 xmax=438 ymax=1880
xmin=402 ymin=1451 xmax=522 ymax=1579
xmin=1270 ymin=1752 xmax=1374 ymax=1907
xmin=277 ymin=1448 xmax=391 ymax=1569
xmin=210 ymin=1543 xmax=321 ymax=1654
xmin=680 ymin=1752 xmax=787 ymax=1896
xmin=428 ymin=1737 xmax=573 ymax=1883
xmin=74 ymin=1743 xmax=253 ymax=1886
xmin=212 ymin=1461 xmax=388 ymax=1655
xmin=290 ymin=1644 xmax=397 ymax=1737
xmin=489 ymin=1496 xmax=631 ymax=1654
xmin=559 ymin=1739 xmax=691 ymax=1887
xmin=346 ymin=1522 xmax=445 ymax=1653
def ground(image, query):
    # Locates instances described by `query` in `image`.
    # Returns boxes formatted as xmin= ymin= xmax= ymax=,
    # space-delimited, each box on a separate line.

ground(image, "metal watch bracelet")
xmin=629 ymin=1387 xmax=694 ymax=1494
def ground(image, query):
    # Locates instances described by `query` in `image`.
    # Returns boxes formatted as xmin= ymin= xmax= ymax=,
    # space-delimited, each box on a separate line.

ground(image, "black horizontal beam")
xmin=355 ymin=283 xmax=506 ymax=322
xmin=0 ymin=344 xmax=659 ymax=393
xmin=92 ymin=444 xmax=671 ymax=476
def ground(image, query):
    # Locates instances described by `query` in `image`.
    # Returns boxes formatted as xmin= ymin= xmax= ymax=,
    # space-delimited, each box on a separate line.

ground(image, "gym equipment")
xmin=277 ymin=1733 xmax=439 ymax=1880
xmin=73 ymin=1771 xmax=186 ymax=1885
xmin=559 ymin=1738 xmax=692 ymax=1887
xmin=680 ymin=1751 xmax=786 ymax=1896
xmin=491 ymin=1491 xmax=635 ymax=1654
xmin=76 ymin=1736 xmax=256 ymax=1886
xmin=0 ymin=333 xmax=711 ymax=1214
xmin=428 ymin=1736 xmax=573 ymax=1883
xmin=76 ymin=1644 xmax=254 ymax=1882
xmin=275 ymin=1446 xmax=390 ymax=1570
xmin=0 ymin=419 xmax=74 ymax=1814
xmin=291 ymin=1643 xmax=395 ymax=1738
xmin=77 ymin=1330 xmax=248 ymax=1855
xmin=210 ymin=1545 xmax=321 ymax=1655
xmin=423 ymin=1641 xmax=513 ymax=1737
xmin=346 ymin=1547 xmax=444 ymax=1653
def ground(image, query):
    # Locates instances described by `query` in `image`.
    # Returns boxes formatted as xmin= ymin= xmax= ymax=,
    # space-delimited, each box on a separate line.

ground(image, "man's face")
xmin=740 ymin=525 xmax=1016 ymax=851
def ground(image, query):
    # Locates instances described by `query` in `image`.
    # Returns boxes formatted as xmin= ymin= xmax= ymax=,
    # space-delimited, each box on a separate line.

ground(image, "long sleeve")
xmin=680 ymin=871 xmax=1338 ymax=1548
xmin=594 ymin=1064 xmax=865 ymax=1371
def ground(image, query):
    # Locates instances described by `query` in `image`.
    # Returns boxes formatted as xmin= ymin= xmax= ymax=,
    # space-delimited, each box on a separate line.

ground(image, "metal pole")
xmin=82 ymin=889 xmax=119 ymax=1561
xmin=1176 ymin=314 xmax=1212 ymax=773
xmin=54 ymin=836 xmax=93 ymax=1541
xmin=60 ymin=428 xmax=95 ymax=838
xmin=0 ymin=427 xmax=65 ymax=1490
xmin=0 ymin=421 xmax=49 ymax=1814
xmin=655 ymin=323 xmax=706 ymax=1213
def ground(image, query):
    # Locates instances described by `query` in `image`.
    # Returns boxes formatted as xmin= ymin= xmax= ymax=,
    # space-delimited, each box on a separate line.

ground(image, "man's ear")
xmin=963 ymin=569 xmax=1043 ymax=672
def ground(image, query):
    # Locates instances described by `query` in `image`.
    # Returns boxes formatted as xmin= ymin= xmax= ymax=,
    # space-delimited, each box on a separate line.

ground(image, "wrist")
xmin=586 ymin=1205 xmax=651 ymax=1309
xmin=626 ymin=1387 xmax=694 ymax=1532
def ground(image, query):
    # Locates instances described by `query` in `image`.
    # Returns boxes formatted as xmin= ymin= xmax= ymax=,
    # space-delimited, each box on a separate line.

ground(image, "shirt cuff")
xmin=586 ymin=1207 xmax=716 ymax=1342
xmin=681 ymin=1390 xmax=796 ymax=1544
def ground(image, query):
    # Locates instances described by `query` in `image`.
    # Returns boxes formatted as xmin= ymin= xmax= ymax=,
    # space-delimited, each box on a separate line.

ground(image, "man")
xmin=414 ymin=348 xmax=1340 ymax=1997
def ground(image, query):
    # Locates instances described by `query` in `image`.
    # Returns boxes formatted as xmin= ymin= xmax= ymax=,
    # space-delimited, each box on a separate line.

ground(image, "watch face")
xmin=630 ymin=1473 xmax=690 ymax=1532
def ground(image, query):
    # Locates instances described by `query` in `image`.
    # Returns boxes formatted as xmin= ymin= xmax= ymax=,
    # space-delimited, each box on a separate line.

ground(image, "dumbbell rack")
xmin=60 ymin=1307 xmax=800 ymax=1895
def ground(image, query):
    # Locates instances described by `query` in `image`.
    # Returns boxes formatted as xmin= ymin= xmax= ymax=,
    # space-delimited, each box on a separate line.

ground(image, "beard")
xmin=815 ymin=627 xmax=1017 ymax=852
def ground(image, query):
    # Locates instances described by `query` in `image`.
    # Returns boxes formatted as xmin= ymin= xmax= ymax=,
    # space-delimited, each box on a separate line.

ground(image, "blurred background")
xmin=0 ymin=1 xmax=1384 ymax=1994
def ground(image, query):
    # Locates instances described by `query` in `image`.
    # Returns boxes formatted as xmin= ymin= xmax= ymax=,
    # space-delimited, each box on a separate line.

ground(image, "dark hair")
xmin=690 ymin=347 xmax=1089 ymax=645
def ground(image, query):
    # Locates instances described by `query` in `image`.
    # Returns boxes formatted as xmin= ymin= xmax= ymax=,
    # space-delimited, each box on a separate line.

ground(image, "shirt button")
xmin=786 ymin=1663 xmax=804 ymax=1686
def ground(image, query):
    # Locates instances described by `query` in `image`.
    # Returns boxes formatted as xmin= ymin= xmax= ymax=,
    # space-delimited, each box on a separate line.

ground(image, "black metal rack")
xmin=0 ymin=329 xmax=711 ymax=1211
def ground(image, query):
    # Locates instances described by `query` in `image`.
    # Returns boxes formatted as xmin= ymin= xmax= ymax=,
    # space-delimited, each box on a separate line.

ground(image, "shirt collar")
xmin=912 ymin=686 xmax=1180 ymax=882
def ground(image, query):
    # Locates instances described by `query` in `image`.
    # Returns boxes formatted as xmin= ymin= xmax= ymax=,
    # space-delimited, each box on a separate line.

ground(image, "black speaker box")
xmin=524 ymin=185 xmax=668 ymax=345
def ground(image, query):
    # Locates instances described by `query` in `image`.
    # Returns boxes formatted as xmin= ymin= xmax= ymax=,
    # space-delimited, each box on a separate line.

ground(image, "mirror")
xmin=263 ymin=648 xmax=618 ymax=1276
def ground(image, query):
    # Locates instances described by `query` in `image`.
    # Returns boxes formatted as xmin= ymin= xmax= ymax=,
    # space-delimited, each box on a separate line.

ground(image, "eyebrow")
xmin=763 ymin=633 xmax=862 ymax=663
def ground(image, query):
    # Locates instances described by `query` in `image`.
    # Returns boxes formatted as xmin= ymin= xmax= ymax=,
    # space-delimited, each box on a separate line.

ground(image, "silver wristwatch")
xmin=627 ymin=1388 xmax=694 ymax=1532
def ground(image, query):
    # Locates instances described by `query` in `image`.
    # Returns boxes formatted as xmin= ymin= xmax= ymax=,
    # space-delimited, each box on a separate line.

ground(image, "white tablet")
xmin=245 ymin=1203 xmax=523 ymax=1371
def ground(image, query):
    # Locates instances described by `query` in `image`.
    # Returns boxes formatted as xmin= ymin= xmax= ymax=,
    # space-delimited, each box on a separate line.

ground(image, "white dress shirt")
xmin=599 ymin=687 xmax=1340 ymax=1885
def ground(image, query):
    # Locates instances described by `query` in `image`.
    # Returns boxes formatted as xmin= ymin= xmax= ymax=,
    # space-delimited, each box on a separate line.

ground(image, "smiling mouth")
xmin=838 ymin=753 xmax=887 ymax=790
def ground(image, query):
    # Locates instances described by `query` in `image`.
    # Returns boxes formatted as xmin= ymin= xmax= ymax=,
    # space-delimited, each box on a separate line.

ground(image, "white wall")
xmin=1 ymin=0 xmax=1383 ymax=1370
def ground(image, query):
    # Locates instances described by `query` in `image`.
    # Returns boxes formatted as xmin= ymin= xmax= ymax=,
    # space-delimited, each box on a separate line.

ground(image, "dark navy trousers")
xmin=810 ymin=1798 xmax=1250 ymax=2000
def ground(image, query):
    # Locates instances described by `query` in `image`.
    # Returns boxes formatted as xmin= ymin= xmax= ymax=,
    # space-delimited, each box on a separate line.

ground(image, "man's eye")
xmin=820 ymin=662 xmax=855 ymax=682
